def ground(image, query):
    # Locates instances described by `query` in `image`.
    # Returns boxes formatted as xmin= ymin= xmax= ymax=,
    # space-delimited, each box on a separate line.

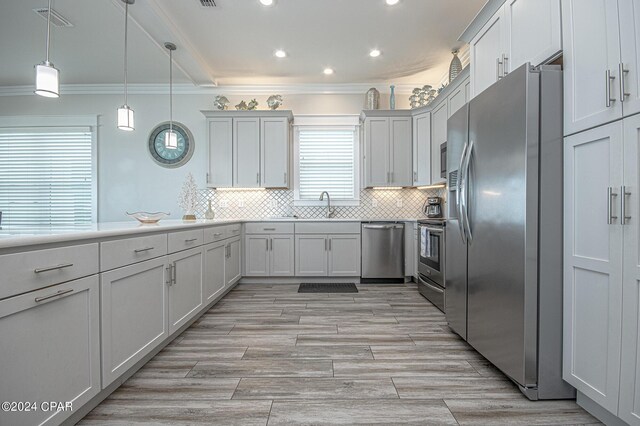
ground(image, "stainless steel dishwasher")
xmin=361 ymin=222 xmax=404 ymax=280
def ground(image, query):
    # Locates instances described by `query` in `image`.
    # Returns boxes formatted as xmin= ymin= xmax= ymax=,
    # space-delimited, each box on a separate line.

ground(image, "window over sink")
xmin=293 ymin=115 xmax=360 ymax=206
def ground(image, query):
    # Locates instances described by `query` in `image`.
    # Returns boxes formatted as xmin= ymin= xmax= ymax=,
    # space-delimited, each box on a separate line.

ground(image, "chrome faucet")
xmin=319 ymin=191 xmax=335 ymax=218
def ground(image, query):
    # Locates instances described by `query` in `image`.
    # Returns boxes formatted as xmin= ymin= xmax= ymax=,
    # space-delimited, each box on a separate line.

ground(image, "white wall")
xmin=0 ymin=92 xmax=410 ymax=222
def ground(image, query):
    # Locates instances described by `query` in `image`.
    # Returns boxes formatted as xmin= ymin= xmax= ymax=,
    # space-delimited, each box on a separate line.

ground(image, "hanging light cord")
xmin=45 ymin=0 xmax=52 ymax=63
xmin=123 ymin=1 xmax=129 ymax=106
xmin=169 ymin=47 xmax=173 ymax=134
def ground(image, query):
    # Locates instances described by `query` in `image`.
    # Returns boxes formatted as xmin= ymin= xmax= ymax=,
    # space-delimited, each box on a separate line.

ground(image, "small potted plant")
xmin=178 ymin=172 xmax=198 ymax=221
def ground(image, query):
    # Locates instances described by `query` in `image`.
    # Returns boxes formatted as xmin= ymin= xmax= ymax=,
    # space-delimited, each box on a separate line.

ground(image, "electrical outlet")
xmin=219 ymin=199 xmax=228 ymax=208
xmin=396 ymin=199 xmax=403 ymax=208
xmin=371 ymin=198 xmax=378 ymax=208
xmin=237 ymin=198 xmax=245 ymax=208
xmin=270 ymin=199 xmax=278 ymax=209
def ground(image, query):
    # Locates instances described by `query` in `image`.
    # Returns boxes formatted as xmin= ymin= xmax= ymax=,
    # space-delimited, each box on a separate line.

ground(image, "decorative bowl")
xmin=126 ymin=211 xmax=170 ymax=224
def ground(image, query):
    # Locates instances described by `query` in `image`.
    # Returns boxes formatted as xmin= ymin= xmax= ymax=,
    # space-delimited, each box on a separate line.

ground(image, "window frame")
xmin=0 ymin=115 xmax=98 ymax=225
xmin=292 ymin=115 xmax=360 ymax=207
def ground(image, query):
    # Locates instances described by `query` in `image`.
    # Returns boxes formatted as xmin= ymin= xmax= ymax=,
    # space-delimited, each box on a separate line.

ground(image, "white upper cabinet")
xmin=447 ymin=84 xmax=467 ymax=118
xmin=207 ymin=118 xmax=233 ymax=187
xmin=412 ymin=111 xmax=431 ymax=186
xmin=470 ymin=10 xmax=506 ymax=97
xmin=431 ymin=101 xmax=448 ymax=184
xmin=204 ymin=111 xmax=292 ymax=189
xmin=261 ymin=117 xmax=290 ymax=188
xmin=562 ymin=0 xmax=623 ymax=135
xmin=619 ymin=0 xmax=640 ymax=118
xmin=467 ymin=0 xmax=562 ymax=98
xmin=505 ymin=0 xmax=562 ymax=71
xmin=362 ymin=111 xmax=413 ymax=187
xmin=234 ymin=117 xmax=261 ymax=188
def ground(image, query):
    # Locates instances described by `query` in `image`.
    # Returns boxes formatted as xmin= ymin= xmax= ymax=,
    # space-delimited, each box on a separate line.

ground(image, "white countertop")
xmin=0 ymin=217 xmax=422 ymax=250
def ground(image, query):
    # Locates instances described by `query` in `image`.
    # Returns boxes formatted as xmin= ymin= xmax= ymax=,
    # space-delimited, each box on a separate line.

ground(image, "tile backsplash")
xmin=196 ymin=187 xmax=446 ymax=219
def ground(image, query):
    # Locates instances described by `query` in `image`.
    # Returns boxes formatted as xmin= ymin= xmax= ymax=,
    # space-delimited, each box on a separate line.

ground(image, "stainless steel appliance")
xmin=361 ymin=222 xmax=404 ymax=281
xmin=417 ymin=219 xmax=445 ymax=311
xmin=423 ymin=197 xmax=443 ymax=218
xmin=445 ymin=63 xmax=574 ymax=400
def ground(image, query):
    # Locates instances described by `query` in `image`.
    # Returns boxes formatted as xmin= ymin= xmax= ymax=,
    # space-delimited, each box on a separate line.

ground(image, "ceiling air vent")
xmin=33 ymin=8 xmax=74 ymax=28
xmin=199 ymin=0 xmax=217 ymax=6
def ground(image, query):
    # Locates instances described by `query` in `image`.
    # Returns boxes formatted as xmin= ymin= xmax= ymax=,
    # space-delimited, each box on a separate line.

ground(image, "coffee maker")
xmin=423 ymin=197 xmax=443 ymax=218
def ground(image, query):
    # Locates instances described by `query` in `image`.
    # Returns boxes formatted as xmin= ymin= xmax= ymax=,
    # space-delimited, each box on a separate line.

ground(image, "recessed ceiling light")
xmin=259 ymin=0 xmax=274 ymax=5
xmin=274 ymin=50 xmax=287 ymax=58
xmin=323 ymin=68 xmax=334 ymax=75
xmin=369 ymin=49 xmax=381 ymax=58
xmin=386 ymin=0 xmax=400 ymax=5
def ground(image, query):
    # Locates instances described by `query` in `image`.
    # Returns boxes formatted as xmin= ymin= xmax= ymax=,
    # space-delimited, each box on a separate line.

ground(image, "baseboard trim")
xmin=576 ymin=391 xmax=627 ymax=426
xmin=239 ymin=277 xmax=362 ymax=285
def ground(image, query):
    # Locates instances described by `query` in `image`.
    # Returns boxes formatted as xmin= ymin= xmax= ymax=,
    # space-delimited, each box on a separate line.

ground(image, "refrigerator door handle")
xmin=462 ymin=139 xmax=474 ymax=242
xmin=457 ymin=142 xmax=468 ymax=244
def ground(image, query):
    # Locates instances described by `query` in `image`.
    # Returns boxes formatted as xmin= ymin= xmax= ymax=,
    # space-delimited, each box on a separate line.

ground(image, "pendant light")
xmin=34 ymin=0 xmax=60 ymax=98
xmin=117 ymin=0 xmax=135 ymax=131
xmin=164 ymin=42 xmax=178 ymax=149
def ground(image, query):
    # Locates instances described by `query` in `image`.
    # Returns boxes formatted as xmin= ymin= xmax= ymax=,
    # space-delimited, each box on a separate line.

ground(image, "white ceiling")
xmin=0 ymin=0 xmax=486 ymax=89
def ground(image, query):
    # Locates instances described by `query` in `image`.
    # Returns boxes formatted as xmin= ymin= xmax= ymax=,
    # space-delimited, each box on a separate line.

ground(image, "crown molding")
xmin=0 ymin=83 xmax=421 ymax=97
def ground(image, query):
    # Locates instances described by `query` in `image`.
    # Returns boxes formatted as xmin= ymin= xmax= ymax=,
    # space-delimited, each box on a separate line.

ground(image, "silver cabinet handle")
xmin=172 ymin=262 xmax=177 ymax=285
xmin=213 ymin=232 xmax=223 ymax=237
xmin=413 ymin=171 xmax=417 ymax=182
xmin=270 ymin=238 xmax=273 ymax=251
xmin=622 ymin=186 xmax=631 ymax=224
xmin=502 ymin=53 xmax=509 ymax=75
xmin=257 ymin=173 xmax=260 ymax=184
xmin=263 ymin=228 xmax=276 ymax=231
xmin=184 ymin=238 xmax=198 ymax=243
xmin=34 ymin=263 xmax=74 ymax=274
xmin=496 ymin=57 xmax=503 ymax=80
xmin=606 ymin=70 xmax=616 ymax=108
xmin=620 ymin=63 xmax=630 ymax=102
xmin=608 ymin=187 xmax=619 ymax=224
xmin=231 ymin=229 xmax=240 ymax=234
xmin=166 ymin=265 xmax=173 ymax=286
xmin=328 ymin=238 xmax=332 ymax=251
xmin=134 ymin=247 xmax=154 ymax=253
xmin=35 ymin=288 xmax=73 ymax=303
xmin=324 ymin=238 xmax=328 ymax=251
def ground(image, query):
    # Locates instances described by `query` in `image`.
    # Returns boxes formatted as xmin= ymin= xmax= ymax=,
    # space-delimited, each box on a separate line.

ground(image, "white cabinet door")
xmin=261 ymin=117 xmax=289 ymax=188
xmin=620 ymin=114 xmax=640 ymax=425
xmin=619 ymin=0 xmax=640 ymax=118
xmin=563 ymin=122 xmax=624 ymax=414
xmin=204 ymin=241 xmax=226 ymax=303
xmin=234 ymin=117 xmax=261 ymax=187
xmin=431 ymin=101 xmax=448 ymax=184
xmin=245 ymin=234 xmax=270 ymax=276
xmin=100 ymin=258 xmax=168 ymax=386
xmin=364 ymin=117 xmax=390 ymax=187
xmin=448 ymin=81 xmax=468 ymax=118
xmin=562 ymin=0 xmax=623 ymax=135
xmin=470 ymin=9 xmax=506 ymax=97
xmin=389 ymin=117 xmax=412 ymax=186
xmin=412 ymin=111 xmax=431 ymax=186
xmin=208 ymin=118 xmax=233 ymax=187
xmin=168 ymin=246 xmax=204 ymax=334
xmin=270 ymin=234 xmax=295 ymax=276
xmin=328 ymin=234 xmax=361 ymax=276
xmin=0 ymin=276 xmax=100 ymax=426
xmin=295 ymin=235 xmax=328 ymax=276
xmin=225 ymin=237 xmax=242 ymax=286
xmin=504 ymin=0 xmax=562 ymax=71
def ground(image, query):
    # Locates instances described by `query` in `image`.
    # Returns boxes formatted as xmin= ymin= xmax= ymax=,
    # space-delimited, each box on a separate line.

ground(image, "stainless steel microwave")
xmin=440 ymin=142 xmax=447 ymax=179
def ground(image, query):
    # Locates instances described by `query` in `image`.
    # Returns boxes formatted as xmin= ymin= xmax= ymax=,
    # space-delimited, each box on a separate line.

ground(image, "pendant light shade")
xmin=34 ymin=0 xmax=59 ymax=98
xmin=118 ymin=0 xmax=135 ymax=131
xmin=117 ymin=105 xmax=135 ymax=131
xmin=165 ymin=42 xmax=178 ymax=149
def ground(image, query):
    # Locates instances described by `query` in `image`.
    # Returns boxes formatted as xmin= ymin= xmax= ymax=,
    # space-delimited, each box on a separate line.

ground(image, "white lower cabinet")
xmin=100 ymin=258 xmax=169 ymax=387
xmin=0 ymin=275 xmax=101 ymax=426
xmin=225 ymin=237 xmax=242 ymax=286
xmin=245 ymin=235 xmax=270 ymax=276
xmin=564 ymin=115 xmax=640 ymax=424
xmin=270 ymin=235 xmax=295 ymax=276
xmin=168 ymin=246 xmax=204 ymax=334
xmin=296 ymin=234 xmax=360 ymax=277
xmin=203 ymin=240 xmax=227 ymax=303
xmin=245 ymin=234 xmax=294 ymax=277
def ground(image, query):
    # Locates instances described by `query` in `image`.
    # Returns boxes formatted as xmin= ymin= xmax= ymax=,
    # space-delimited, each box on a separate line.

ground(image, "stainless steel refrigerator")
xmin=445 ymin=63 xmax=574 ymax=400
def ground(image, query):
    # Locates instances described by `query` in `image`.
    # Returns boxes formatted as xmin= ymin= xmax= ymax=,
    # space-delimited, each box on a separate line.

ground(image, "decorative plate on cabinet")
xmin=148 ymin=121 xmax=194 ymax=168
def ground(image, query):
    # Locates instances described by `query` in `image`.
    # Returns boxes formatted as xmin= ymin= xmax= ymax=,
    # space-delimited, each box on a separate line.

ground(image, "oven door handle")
xmin=419 ymin=277 xmax=445 ymax=294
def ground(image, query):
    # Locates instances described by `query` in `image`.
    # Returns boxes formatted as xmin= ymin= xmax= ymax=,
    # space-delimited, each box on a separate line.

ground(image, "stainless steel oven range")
xmin=417 ymin=218 xmax=446 ymax=312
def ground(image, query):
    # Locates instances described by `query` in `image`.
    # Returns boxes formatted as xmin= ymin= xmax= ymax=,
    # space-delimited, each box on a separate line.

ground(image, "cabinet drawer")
xmin=226 ymin=223 xmax=242 ymax=239
xmin=203 ymin=226 xmax=228 ymax=244
xmin=0 ymin=243 xmax=99 ymax=300
xmin=295 ymin=222 xmax=361 ymax=234
xmin=245 ymin=222 xmax=294 ymax=234
xmin=168 ymin=229 xmax=204 ymax=254
xmin=100 ymin=233 xmax=168 ymax=271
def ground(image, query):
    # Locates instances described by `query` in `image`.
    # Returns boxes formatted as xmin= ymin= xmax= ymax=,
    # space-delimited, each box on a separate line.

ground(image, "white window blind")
xmin=298 ymin=128 xmax=356 ymax=200
xmin=0 ymin=127 xmax=95 ymax=228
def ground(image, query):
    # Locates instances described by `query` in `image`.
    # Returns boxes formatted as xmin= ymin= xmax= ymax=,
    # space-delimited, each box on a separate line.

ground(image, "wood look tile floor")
xmin=80 ymin=283 xmax=600 ymax=425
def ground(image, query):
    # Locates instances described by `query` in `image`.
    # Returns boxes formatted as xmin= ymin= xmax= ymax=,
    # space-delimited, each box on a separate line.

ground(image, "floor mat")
xmin=298 ymin=283 xmax=358 ymax=293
